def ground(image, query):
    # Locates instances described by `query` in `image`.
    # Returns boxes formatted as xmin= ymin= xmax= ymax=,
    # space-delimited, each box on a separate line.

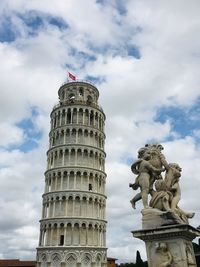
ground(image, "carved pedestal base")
xmin=132 ymin=224 xmax=200 ymax=267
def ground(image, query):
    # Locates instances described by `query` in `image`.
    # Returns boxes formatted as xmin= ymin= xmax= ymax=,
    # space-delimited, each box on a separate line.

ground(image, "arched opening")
xmin=90 ymin=110 xmax=94 ymax=126
xmin=63 ymin=171 xmax=68 ymax=189
xmin=68 ymin=196 xmax=73 ymax=216
xmin=55 ymin=197 xmax=60 ymax=216
xmin=76 ymin=171 xmax=81 ymax=189
xmin=67 ymin=109 xmax=71 ymax=124
xmin=89 ymin=151 xmax=94 ymax=167
xmin=60 ymin=196 xmax=66 ymax=216
xmin=89 ymin=131 xmax=94 ymax=146
xmin=52 ymin=223 xmax=57 ymax=246
xmin=72 ymin=108 xmax=77 ymax=124
xmin=80 ymin=223 xmax=86 ymax=245
xmin=77 ymin=149 xmax=82 ymax=166
xmin=66 ymin=223 xmax=72 ymax=245
xmin=64 ymin=149 xmax=69 ymax=165
xmin=74 ymin=196 xmax=81 ymax=216
xmin=59 ymin=223 xmax=64 ymax=246
xmin=61 ymin=109 xmax=65 ymax=126
xmin=83 ymin=150 xmax=88 ymax=167
xmin=73 ymin=223 xmax=79 ymax=245
xmin=78 ymin=108 xmax=83 ymax=124
xmin=78 ymin=128 xmax=83 ymax=143
xmin=85 ymin=109 xmax=89 ymax=125
xmin=60 ymin=130 xmax=64 ymax=144
xmin=84 ymin=130 xmax=88 ymax=145
xmin=70 ymin=149 xmax=75 ymax=165
xmin=71 ymin=129 xmax=76 ymax=143
xmin=82 ymin=171 xmax=88 ymax=190
xmin=69 ymin=171 xmax=74 ymax=189
xmin=88 ymin=198 xmax=93 ymax=217
xmin=82 ymin=197 xmax=87 ymax=216
xmin=88 ymin=225 xmax=93 ymax=246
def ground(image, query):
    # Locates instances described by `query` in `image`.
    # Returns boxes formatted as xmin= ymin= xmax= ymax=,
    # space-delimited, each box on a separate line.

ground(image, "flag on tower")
xmin=68 ymin=71 xmax=76 ymax=81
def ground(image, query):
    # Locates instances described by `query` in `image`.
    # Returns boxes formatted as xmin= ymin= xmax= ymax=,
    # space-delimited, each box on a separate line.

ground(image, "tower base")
xmin=36 ymin=247 xmax=107 ymax=267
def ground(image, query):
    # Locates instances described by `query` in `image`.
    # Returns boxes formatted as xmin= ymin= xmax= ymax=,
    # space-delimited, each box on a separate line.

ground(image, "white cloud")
xmin=0 ymin=123 xmax=24 ymax=147
xmin=0 ymin=0 xmax=200 ymax=264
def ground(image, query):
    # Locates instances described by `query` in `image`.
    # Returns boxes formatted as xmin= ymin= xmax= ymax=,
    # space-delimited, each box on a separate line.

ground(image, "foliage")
xmin=117 ymin=251 xmax=148 ymax=267
xmin=117 ymin=261 xmax=148 ymax=267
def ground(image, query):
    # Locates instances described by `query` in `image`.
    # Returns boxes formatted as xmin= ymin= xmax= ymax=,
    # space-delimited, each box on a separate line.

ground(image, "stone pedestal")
xmin=132 ymin=224 xmax=200 ymax=267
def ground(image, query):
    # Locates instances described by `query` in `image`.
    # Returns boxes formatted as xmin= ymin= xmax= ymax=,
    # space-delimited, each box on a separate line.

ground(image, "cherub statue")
xmin=164 ymin=162 xmax=194 ymax=223
xmin=149 ymin=161 xmax=194 ymax=223
xmin=130 ymin=144 xmax=195 ymax=224
xmin=130 ymin=149 xmax=164 ymax=209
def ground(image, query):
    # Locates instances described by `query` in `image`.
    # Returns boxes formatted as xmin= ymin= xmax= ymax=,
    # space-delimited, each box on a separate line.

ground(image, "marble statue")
xmin=129 ymin=143 xmax=194 ymax=224
xmin=130 ymin=150 xmax=164 ymax=209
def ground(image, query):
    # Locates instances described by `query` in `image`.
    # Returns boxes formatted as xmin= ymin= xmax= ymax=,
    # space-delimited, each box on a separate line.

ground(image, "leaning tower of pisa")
xmin=36 ymin=81 xmax=107 ymax=267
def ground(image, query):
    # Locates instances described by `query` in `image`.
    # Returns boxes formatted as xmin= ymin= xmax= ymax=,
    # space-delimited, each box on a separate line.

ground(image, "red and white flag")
xmin=68 ymin=71 xmax=76 ymax=81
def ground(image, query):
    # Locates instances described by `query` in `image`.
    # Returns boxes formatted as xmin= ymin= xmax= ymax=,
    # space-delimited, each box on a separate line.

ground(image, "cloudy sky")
xmin=1 ymin=0 xmax=200 ymax=263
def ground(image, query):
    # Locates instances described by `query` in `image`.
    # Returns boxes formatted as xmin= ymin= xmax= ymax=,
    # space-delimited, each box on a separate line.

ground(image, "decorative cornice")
xmin=132 ymin=224 xmax=200 ymax=241
xmin=40 ymin=217 xmax=107 ymax=224
xmin=44 ymin=166 xmax=106 ymax=176
xmin=42 ymin=190 xmax=107 ymax=199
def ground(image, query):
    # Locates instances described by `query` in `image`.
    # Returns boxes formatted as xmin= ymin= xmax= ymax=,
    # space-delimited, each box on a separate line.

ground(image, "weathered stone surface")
xmin=132 ymin=224 xmax=200 ymax=267
xmin=142 ymin=208 xmax=182 ymax=229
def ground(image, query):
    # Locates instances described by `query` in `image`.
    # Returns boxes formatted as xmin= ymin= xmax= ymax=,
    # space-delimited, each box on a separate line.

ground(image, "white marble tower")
xmin=36 ymin=81 xmax=107 ymax=267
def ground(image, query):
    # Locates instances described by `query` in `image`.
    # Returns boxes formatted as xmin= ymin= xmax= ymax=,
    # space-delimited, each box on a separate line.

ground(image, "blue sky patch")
xmin=68 ymin=48 xmax=96 ymax=62
xmin=16 ymin=11 xmax=68 ymax=37
xmin=96 ymin=0 xmax=127 ymax=15
xmin=85 ymin=75 xmax=106 ymax=85
xmin=14 ymin=107 xmax=42 ymax=152
xmin=127 ymin=45 xmax=141 ymax=59
xmin=125 ymin=156 xmax=134 ymax=166
xmin=0 ymin=16 xmax=18 ymax=42
xmin=18 ymin=11 xmax=43 ymax=30
xmin=78 ymin=51 xmax=96 ymax=62
xmin=115 ymin=0 xmax=127 ymax=15
xmin=155 ymin=98 xmax=200 ymax=138
xmin=48 ymin=16 xmax=68 ymax=30
xmin=0 ymin=11 xmax=68 ymax=42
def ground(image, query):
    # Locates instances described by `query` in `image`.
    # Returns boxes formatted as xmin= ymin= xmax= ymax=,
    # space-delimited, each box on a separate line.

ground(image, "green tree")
xmin=117 ymin=250 xmax=148 ymax=267
xmin=136 ymin=251 xmax=143 ymax=266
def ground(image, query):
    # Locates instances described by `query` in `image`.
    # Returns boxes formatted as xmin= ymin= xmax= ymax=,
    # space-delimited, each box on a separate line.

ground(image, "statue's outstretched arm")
xmin=131 ymin=159 xmax=142 ymax=174
xmin=159 ymin=153 xmax=169 ymax=170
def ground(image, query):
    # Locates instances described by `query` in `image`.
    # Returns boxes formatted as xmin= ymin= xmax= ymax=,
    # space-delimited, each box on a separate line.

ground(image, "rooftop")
xmin=0 ymin=259 xmax=36 ymax=267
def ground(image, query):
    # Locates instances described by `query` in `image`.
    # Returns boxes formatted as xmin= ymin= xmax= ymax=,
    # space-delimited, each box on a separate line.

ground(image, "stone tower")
xmin=36 ymin=81 xmax=107 ymax=267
